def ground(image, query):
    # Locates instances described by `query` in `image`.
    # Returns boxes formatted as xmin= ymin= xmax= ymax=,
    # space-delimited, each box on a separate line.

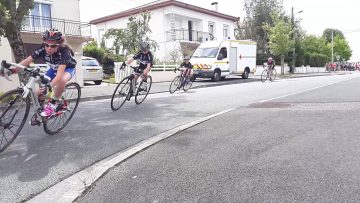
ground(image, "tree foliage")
xmin=0 ymin=0 xmax=34 ymax=62
xmin=103 ymin=12 xmax=157 ymax=55
xmin=242 ymin=0 xmax=284 ymax=52
xmin=264 ymin=14 xmax=293 ymax=59
xmin=322 ymin=28 xmax=345 ymax=43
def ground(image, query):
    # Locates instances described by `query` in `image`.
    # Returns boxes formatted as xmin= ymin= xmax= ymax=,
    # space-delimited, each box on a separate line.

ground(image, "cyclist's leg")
xmin=38 ymin=68 xmax=56 ymax=98
xmin=53 ymin=68 xmax=75 ymax=99
xmin=143 ymin=66 xmax=151 ymax=82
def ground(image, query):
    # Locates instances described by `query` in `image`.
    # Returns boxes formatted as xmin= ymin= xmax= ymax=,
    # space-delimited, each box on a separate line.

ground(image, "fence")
xmin=21 ymin=15 xmax=91 ymax=37
xmin=114 ymin=63 xmax=178 ymax=83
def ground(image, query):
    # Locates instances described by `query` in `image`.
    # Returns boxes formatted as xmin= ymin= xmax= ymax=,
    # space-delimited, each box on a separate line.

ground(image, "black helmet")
xmin=43 ymin=28 xmax=64 ymax=42
xmin=140 ymin=42 xmax=150 ymax=52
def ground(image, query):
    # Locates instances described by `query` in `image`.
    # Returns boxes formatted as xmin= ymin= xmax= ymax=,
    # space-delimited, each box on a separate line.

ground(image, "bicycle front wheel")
xmin=43 ymin=82 xmax=81 ymax=135
xmin=111 ymin=76 xmax=131 ymax=111
xmin=135 ymin=75 xmax=152 ymax=105
xmin=169 ymin=76 xmax=181 ymax=94
xmin=0 ymin=89 xmax=30 ymax=153
xmin=261 ymin=69 xmax=268 ymax=83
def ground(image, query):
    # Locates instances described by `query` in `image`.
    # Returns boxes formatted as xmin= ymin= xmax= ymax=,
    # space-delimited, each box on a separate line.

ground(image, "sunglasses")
xmin=44 ymin=43 xmax=59 ymax=48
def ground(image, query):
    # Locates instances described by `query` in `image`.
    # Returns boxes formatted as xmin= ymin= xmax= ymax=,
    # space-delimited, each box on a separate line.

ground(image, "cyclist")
xmin=0 ymin=28 xmax=76 ymax=117
xmin=267 ymin=57 xmax=276 ymax=69
xmin=125 ymin=42 xmax=153 ymax=92
xmin=177 ymin=56 xmax=193 ymax=82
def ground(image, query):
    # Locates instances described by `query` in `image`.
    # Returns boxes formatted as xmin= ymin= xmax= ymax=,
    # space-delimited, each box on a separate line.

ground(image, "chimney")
xmin=211 ymin=2 xmax=218 ymax=12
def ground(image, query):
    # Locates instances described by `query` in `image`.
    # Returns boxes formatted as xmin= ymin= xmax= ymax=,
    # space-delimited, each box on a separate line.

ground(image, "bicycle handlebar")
xmin=120 ymin=62 xmax=142 ymax=71
xmin=1 ymin=60 xmax=45 ymax=83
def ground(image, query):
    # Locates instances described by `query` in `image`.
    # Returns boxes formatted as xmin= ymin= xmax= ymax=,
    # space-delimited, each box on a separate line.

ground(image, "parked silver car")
xmin=82 ymin=56 xmax=103 ymax=85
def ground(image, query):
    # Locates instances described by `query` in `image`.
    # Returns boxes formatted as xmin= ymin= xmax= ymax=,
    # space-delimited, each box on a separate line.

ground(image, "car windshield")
xmin=82 ymin=59 xmax=99 ymax=66
xmin=192 ymin=47 xmax=219 ymax=58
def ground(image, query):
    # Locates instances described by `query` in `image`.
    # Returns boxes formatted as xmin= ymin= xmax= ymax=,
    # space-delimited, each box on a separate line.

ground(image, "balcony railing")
xmin=21 ymin=15 xmax=91 ymax=37
xmin=166 ymin=29 xmax=213 ymax=43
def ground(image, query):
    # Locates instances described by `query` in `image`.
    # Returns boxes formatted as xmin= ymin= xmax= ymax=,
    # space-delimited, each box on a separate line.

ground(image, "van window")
xmin=192 ymin=47 xmax=219 ymax=58
xmin=219 ymin=47 xmax=227 ymax=59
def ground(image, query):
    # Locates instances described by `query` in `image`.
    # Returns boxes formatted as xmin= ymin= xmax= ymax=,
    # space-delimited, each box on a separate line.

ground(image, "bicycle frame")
xmin=124 ymin=67 xmax=146 ymax=94
xmin=21 ymin=73 xmax=44 ymax=114
xmin=6 ymin=63 xmax=49 ymax=118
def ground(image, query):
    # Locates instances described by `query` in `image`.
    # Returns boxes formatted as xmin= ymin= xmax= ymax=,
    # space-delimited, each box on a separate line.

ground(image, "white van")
xmin=191 ymin=40 xmax=257 ymax=81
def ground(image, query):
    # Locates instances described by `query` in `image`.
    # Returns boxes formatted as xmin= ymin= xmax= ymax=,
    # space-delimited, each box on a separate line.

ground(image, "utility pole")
xmin=291 ymin=7 xmax=302 ymax=73
xmin=331 ymin=29 xmax=334 ymax=66
xmin=292 ymin=7 xmax=295 ymax=71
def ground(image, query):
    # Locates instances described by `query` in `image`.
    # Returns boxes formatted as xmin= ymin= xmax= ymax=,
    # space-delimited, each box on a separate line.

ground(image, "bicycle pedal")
xmin=30 ymin=114 xmax=41 ymax=126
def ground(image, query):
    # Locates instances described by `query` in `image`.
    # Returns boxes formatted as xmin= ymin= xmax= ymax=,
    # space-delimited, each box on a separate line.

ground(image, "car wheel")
xmin=94 ymin=80 xmax=102 ymax=85
xmin=212 ymin=70 xmax=221 ymax=82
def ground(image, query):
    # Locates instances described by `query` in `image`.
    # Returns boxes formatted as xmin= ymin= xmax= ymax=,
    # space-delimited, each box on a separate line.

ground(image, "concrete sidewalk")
xmin=80 ymin=71 xmax=352 ymax=101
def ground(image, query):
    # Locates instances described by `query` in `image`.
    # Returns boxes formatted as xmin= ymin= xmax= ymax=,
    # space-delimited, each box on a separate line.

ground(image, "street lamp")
xmin=291 ymin=7 xmax=303 ymax=72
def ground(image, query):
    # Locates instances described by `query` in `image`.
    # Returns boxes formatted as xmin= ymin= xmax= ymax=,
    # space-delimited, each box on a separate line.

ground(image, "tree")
xmin=330 ymin=35 xmax=352 ymax=61
xmin=166 ymin=48 xmax=182 ymax=64
xmin=0 ymin=0 xmax=34 ymax=62
xmin=322 ymin=28 xmax=345 ymax=43
xmin=300 ymin=35 xmax=330 ymax=67
xmin=83 ymin=41 xmax=105 ymax=64
xmin=243 ymin=0 xmax=284 ymax=53
xmin=264 ymin=13 xmax=294 ymax=75
xmin=103 ymin=12 xmax=157 ymax=56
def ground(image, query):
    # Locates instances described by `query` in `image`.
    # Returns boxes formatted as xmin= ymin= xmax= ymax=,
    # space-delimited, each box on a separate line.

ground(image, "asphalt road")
xmin=79 ymin=74 xmax=360 ymax=202
xmin=0 ymin=72 xmax=359 ymax=202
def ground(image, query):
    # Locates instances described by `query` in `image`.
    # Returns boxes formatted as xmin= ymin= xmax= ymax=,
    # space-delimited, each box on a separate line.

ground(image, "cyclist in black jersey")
xmin=178 ymin=56 xmax=194 ymax=82
xmin=5 ymin=28 xmax=77 ymax=117
xmin=125 ymin=42 xmax=153 ymax=86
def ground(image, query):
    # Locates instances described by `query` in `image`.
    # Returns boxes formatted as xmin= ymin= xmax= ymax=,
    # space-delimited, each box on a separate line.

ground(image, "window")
xmin=223 ymin=25 xmax=229 ymax=39
xmin=26 ymin=2 xmax=52 ymax=30
xmin=219 ymin=47 xmax=227 ymax=59
xmin=208 ymin=22 xmax=215 ymax=40
xmin=192 ymin=47 xmax=219 ymax=58
xmin=82 ymin=59 xmax=100 ymax=66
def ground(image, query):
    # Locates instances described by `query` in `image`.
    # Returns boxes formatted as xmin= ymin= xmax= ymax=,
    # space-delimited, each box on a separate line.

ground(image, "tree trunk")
xmin=7 ymin=30 xmax=26 ymax=63
xmin=281 ymin=54 xmax=285 ymax=75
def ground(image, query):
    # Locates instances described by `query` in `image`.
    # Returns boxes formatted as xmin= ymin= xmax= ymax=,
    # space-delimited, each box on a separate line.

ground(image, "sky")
xmin=80 ymin=0 xmax=360 ymax=61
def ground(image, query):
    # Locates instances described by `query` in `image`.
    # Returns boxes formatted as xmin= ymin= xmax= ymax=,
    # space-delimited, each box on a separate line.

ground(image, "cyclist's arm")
xmin=11 ymin=56 xmax=34 ymax=74
xmin=20 ymin=56 xmax=34 ymax=67
xmin=126 ymin=57 xmax=134 ymax=65
xmin=51 ymin=65 xmax=66 ymax=86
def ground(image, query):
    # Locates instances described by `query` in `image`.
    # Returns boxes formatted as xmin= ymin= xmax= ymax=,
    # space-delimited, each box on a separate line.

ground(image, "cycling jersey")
xmin=267 ymin=61 xmax=275 ymax=69
xmin=133 ymin=51 xmax=153 ymax=69
xmin=31 ymin=46 xmax=77 ymax=70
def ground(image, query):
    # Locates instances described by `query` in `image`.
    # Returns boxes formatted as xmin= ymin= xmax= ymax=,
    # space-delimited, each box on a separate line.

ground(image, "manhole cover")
xmin=248 ymin=102 xmax=292 ymax=108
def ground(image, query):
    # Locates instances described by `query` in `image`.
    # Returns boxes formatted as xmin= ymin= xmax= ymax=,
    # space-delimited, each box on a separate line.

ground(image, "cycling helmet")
xmin=184 ymin=56 xmax=190 ymax=60
xmin=43 ymin=28 xmax=64 ymax=43
xmin=268 ymin=57 xmax=273 ymax=63
xmin=140 ymin=42 xmax=150 ymax=52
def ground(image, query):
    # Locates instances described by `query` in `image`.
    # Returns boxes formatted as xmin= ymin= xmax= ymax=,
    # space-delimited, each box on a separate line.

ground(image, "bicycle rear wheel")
xmin=135 ymin=75 xmax=152 ymax=105
xmin=43 ymin=82 xmax=81 ymax=135
xmin=183 ymin=78 xmax=193 ymax=92
xmin=0 ymin=89 xmax=30 ymax=153
xmin=270 ymin=69 xmax=277 ymax=81
xmin=169 ymin=76 xmax=181 ymax=94
xmin=261 ymin=69 xmax=268 ymax=83
xmin=111 ymin=76 xmax=131 ymax=111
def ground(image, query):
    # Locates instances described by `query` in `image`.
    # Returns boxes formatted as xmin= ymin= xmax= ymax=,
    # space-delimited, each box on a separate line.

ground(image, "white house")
xmin=0 ymin=0 xmax=91 ymax=92
xmin=90 ymin=0 xmax=239 ymax=61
